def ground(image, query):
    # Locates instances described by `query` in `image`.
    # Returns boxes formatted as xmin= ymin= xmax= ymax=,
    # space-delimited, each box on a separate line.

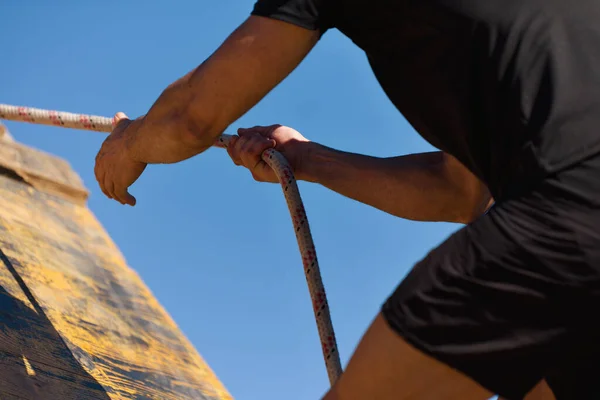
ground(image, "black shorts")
xmin=382 ymin=152 xmax=600 ymax=400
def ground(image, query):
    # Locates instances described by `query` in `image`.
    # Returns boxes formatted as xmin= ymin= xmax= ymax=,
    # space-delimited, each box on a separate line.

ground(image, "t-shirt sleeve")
xmin=251 ymin=0 xmax=333 ymax=33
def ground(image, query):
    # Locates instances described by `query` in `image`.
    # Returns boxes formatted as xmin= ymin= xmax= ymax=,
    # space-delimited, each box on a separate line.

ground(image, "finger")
xmin=250 ymin=161 xmax=274 ymax=182
xmin=114 ymin=185 xmax=136 ymax=206
xmin=237 ymin=126 xmax=262 ymax=136
xmin=239 ymin=131 xmax=275 ymax=154
xmin=230 ymin=135 xmax=253 ymax=166
xmin=112 ymin=183 xmax=127 ymax=205
xmin=238 ymin=125 xmax=279 ymax=138
xmin=112 ymin=112 xmax=129 ymax=128
xmin=95 ymin=169 xmax=113 ymax=199
xmin=226 ymin=136 xmax=242 ymax=165
xmin=104 ymin=176 xmax=117 ymax=203
xmin=127 ymin=191 xmax=137 ymax=206
xmin=94 ymin=158 xmax=113 ymax=199
xmin=239 ymin=135 xmax=275 ymax=171
xmin=238 ymin=134 xmax=262 ymax=162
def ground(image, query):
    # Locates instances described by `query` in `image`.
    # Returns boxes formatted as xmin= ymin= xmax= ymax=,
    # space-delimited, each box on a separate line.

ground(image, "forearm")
xmin=300 ymin=144 xmax=490 ymax=224
xmin=124 ymin=16 xmax=319 ymax=164
xmin=126 ymin=74 xmax=215 ymax=164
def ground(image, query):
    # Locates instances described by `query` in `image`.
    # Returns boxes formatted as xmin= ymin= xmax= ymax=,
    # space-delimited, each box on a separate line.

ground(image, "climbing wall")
xmin=0 ymin=124 xmax=233 ymax=399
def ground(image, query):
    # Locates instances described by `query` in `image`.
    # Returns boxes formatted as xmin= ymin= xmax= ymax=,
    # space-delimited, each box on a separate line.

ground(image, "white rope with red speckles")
xmin=0 ymin=103 xmax=343 ymax=385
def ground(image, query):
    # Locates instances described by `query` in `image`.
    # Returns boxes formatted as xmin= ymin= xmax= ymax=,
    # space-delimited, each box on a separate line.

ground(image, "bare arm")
xmin=126 ymin=16 xmax=320 ymax=163
xmin=228 ymin=126 xmax=493 ymax=224
xmin=301 ymin=143 xmax=493 ymax=224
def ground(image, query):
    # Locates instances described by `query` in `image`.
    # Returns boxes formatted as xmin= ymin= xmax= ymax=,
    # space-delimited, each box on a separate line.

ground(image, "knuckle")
xmin=236 ymin=136 xmax=249 ymax=149
xmin=248 ymin=141 xmax=263 ymax=153
xmin=240 ymin=142 xmax=254 ymax=154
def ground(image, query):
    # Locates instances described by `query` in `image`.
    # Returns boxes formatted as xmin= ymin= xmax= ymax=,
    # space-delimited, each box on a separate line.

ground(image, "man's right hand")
xmin=91 ymin=15 xmax=320 ymax=204
xmin=226 ymin=124 xmax=313 ymax=183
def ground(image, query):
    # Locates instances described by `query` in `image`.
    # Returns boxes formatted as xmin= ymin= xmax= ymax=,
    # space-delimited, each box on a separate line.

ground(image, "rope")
xmin=0 ymin=103 xmax=343 ymax=385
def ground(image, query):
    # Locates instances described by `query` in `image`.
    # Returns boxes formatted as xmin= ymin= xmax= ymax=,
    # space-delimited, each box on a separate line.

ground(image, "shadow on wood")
xmin=0 ymin=248 xmax=110 ymax=399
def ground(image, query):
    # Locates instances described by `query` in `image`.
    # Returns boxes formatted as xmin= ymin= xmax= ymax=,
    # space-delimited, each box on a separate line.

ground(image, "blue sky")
xmin=1 ymin=2 xmax=467 ymax=399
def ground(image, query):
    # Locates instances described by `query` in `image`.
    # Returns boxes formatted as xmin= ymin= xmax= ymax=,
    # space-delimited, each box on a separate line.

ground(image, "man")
xmin=94 ymin=0 xmax=600 ymax=399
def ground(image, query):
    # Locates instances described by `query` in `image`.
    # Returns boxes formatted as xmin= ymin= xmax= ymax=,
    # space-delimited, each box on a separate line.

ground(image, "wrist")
xmin=123 ymin=116 xmax=147 ymax=161
xmin=296 ymin=141 xmax=327 ymax=183
xmin=126 ymin=102 xmax=216 ymax=164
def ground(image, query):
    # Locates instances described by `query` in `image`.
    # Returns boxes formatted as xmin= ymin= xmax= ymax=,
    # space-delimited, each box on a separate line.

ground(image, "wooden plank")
xmin=0 ymin=351 xmax=110 ymax=400
xmin=0 ymin=139 xmax=88 ymax=205
xmin=0 ymin=151 xmax=233 ymax=399
xmin=0 ymin=122 xmax=14 ymax=142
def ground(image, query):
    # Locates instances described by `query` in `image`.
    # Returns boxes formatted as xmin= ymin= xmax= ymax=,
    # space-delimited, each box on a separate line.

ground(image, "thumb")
xmin=124 ymin=191 xmax=137 ymax=207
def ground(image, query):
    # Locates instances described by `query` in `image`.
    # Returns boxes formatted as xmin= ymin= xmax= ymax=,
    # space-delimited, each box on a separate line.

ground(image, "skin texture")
xmin=94 ymin=14 xmax=555 ymax=400
xmin=94 ymin=16 xmax=319 ymax=205
xmin=320 ymin=315 xmax=554 ymax=400
xmin=227 ymin=125 xmax=492 ymax=224
xmin=94 ymin=112 xmax=146 ymax=205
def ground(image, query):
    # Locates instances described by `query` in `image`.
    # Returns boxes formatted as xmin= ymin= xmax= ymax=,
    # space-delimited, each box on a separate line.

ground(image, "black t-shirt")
xmin=251 ymin=0 xmax=600 ymax=200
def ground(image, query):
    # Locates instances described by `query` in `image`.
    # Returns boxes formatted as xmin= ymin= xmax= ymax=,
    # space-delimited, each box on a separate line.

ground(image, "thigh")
xmin=322 ymin=313 xmax=494 ymax=400
xmin=524 ymin=381 xmax=555 ymax=400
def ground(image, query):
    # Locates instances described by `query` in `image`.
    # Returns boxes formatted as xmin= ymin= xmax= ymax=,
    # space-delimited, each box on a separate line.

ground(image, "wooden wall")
xmin=0 ymin=136 xmax=233 ymax=399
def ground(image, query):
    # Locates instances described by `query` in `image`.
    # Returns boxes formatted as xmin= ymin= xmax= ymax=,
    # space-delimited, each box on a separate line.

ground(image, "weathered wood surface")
xmin=0 ymin=134 xmax=89 ymax=206
xmin=0 ymin=130 xmax=233 ymax=399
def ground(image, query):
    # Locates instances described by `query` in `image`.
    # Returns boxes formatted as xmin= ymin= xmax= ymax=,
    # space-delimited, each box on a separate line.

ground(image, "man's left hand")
xmin=94 ymin=112 xmax=147 ymax=206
